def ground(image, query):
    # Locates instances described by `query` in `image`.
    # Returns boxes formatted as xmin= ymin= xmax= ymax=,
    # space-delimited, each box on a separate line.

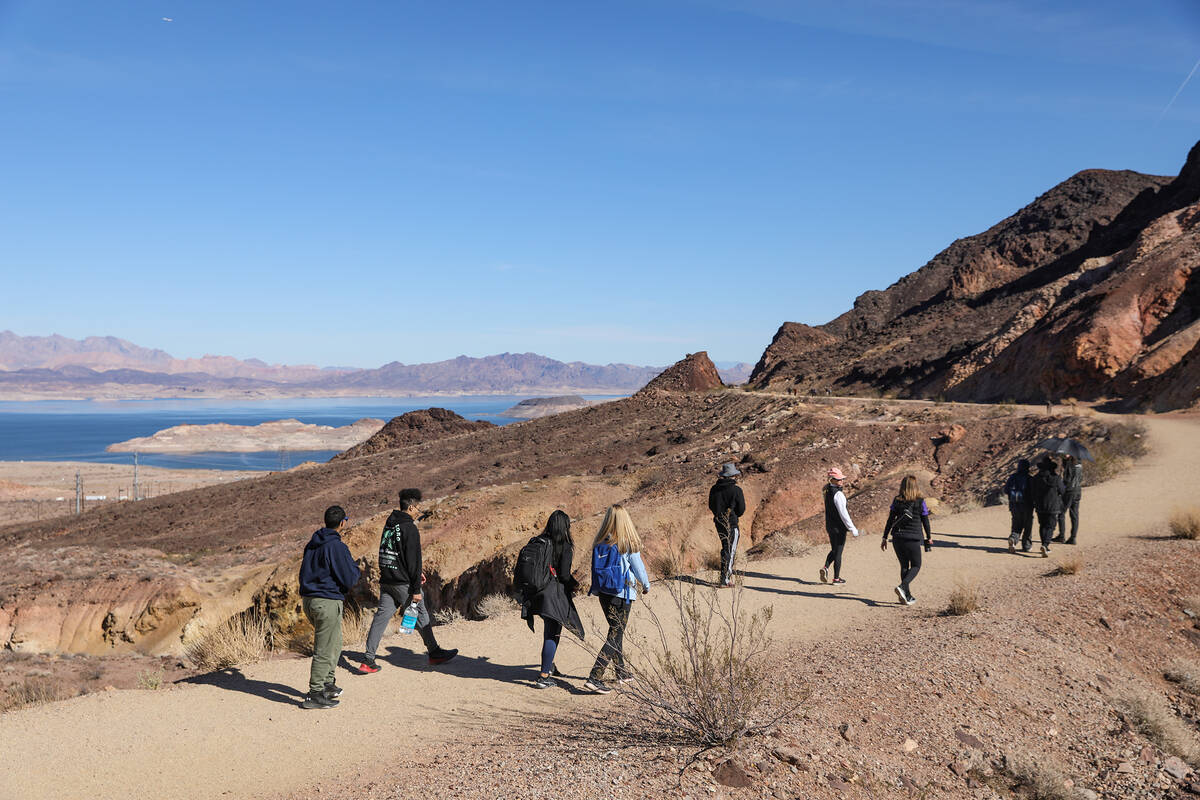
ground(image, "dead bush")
xmin=185 ymin=613 xmax=273 ymax=670
xmin=613 ymin=582 xmax=799 ymax=749
xmin=1168 ymin=507 xmax=1200 ymax=540
xmin=341 ymin=603 xmax=372 ymax=648
xmin=1086 ymin=421 xmax=1148 ymax=485
xmin=1115 ymin=688 xmax=1200 ymax=766
xmin=945 ymin=579 xmax=982 ymax=616
xmin=434 ymin=607 xmax=465 ymax=626
xmin=1051 ymin=555 xmax=1084 ymax=576
xmin=474 ymin=593 xmax=519 ymax=619
xmin=1164 ymin=660 xmax=1200 ymax=695
xmin=1003 ymin=751 xmax=1087 ymax=799
xmin=700 ymin=550 xmax=723 ymax=573
xmin=2 ymin=677 xmax=74 ymax=712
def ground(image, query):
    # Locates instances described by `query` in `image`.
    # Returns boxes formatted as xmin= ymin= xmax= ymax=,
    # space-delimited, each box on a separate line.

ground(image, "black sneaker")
xmin=1051 ymin=535 xmax=1065 ymax=543
xmin=1021 ymin=541 xmax=1032 ymax=552
xmin=323 ymin=681 xmax=343 ymax=699
xmin=1008 ymin=539 xmax=1016 ymax=554
xmin=428 ymin=648 xmax=458 ymax=666
xmin=584 ymin=679 xmax=613 ymax=694
xmin=533 ymin=675 xmax=557 ymax=689
xmin=301 ymin=692 xmax=339 ymax=710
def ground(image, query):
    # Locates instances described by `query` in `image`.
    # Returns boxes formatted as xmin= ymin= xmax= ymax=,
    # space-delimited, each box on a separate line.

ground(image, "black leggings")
xmin=824 ymin=529 xmax=847 ymax=578
xmin=589 ymin=594 xmax=631 ymax=681
xmin=893 ymin=539 xmax=923 ymax=595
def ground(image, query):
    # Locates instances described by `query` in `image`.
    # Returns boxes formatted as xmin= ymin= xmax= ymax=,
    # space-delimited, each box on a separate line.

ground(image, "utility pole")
xmin=133 ymin=452 xmax=140 ymax=501
xmin=75 ymin=471 xmax=82 ymax=515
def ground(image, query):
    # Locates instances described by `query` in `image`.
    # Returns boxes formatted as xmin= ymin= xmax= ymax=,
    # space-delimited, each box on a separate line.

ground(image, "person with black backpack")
xmin=1004 ymin=459 xmax=1034 ymax=553
xmin=879 ymin=475 xmax=932 ymax=605
xmin=1029 ymin=458 xmax=1067 ymax=558
xmin=514 ymin=509 xmax=583 ymax=689
xmin=358 ymin=488 xmax=457 ymax=674
xmin=583 ymin=505 xmax=651 ymax=695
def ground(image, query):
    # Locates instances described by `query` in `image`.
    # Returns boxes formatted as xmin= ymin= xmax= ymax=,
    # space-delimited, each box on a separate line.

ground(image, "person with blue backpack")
xmin=583 ymin=505 xmax=651 ymax=695
xmin=514 ymin=509 xmax=582 ymax=690
xmin=1004 ymin=459 xmax=1034 ymax=553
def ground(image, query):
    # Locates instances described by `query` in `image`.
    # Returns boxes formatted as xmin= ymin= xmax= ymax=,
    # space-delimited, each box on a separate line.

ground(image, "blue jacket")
xmin=299 ymin=527 xmax=362 ymax=600
xmin=591 ymin=550 xmax=652 ymax=602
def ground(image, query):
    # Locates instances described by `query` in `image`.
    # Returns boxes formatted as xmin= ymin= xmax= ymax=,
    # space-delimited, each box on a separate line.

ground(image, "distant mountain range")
xmin=0 ymin=332 xmax=753 ymax=398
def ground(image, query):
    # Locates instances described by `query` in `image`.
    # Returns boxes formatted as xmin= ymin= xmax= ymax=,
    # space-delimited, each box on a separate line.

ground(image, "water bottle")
xmin=400 ymin=601 xmax=419 ymax=634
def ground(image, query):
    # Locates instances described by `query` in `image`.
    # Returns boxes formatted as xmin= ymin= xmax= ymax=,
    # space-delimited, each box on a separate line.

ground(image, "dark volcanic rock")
xmin=749 ymin=140 xmax=1200 ymax=409
xmin=639 ymin=352 xmax=724 ymax=394
xmin=334 ymin=408 xmax=494 ymax=460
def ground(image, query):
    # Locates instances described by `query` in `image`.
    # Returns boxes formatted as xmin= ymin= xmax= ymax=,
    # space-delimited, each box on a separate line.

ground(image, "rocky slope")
xmin=333 ymin=408 xmax=495 ymax=460
xmin=751 ymin=140 xmax=1200 ymax=410
xmin=638 ymin=351 xmax=724 ymax=393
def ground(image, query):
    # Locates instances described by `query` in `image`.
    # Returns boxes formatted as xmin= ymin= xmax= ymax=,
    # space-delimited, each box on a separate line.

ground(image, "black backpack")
xmin=513 ymin=535 xmax=554 ymax=598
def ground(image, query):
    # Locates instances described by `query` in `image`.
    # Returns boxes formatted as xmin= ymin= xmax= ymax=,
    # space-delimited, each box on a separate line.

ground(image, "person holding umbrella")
xmin=1055 ymin=454 xmax=1083 ymax=545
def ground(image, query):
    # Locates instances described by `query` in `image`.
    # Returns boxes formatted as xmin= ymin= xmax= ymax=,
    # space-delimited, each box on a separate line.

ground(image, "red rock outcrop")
xmin=638 ymin=352 xmax=724 ymax=393
xmin=334 ymin=408 xmax=494 ymax=460
xmin=749 ymin=139 xmax=1200 ymax=409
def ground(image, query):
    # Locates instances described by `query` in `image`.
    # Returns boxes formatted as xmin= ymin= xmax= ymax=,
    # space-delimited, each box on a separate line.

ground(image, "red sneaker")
xmin=358 ymin=659 xmax=380 ymax=674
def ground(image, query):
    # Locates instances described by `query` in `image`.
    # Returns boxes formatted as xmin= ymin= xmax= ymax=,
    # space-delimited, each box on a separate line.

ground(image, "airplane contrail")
xmin=1157 ymin=56 xmax=1200 ymax=125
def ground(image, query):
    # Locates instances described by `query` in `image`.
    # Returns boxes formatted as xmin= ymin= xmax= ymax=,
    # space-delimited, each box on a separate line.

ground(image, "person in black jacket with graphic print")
xmin=708 ymin=463 xmax=747 ymax=587
xmin=880 ymin=475 xmax=932 ymax=605
xmin=1029 ymin=459 xmax=1066 ymax=558
xmin=359 ymin=488 xmax=456 ymax=673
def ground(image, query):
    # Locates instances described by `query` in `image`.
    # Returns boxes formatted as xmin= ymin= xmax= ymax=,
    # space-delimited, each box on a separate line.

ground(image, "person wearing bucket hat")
xmin=708 ymin=462 xmax=746 ymax=587
xmin=820 ymin=467 xmax=859 ymax=585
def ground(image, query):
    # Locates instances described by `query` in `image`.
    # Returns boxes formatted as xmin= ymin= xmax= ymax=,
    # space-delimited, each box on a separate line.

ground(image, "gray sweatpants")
xmin=364 ymin=583 xmax=431 ymax=660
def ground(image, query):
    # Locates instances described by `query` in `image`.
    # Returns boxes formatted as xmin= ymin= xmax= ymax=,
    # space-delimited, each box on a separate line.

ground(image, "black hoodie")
xmin=708 ymin=477 xmax=747 ymax=532
xmin=378 ymin=510 xmax=422 ymax=588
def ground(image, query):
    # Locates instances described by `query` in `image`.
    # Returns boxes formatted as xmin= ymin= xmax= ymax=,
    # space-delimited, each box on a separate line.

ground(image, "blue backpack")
xmin=590 ymin=543 xmax=628 ymax=596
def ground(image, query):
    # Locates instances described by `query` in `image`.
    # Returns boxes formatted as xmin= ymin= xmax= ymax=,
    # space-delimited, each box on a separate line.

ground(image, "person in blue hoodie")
xmin=584 ymin=505 xmax=651 ymax=695
xmin=298 ymin=505 xmax=361 ymax=709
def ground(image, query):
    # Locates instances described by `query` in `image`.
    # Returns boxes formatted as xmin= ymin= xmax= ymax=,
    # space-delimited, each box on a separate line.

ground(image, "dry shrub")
xmin=945 ymin=579 xmax=982 ymax=616
xmin=1086 ymin=421 xmax=1149 ymax=485
xmin=186 ymin=613 xmax=273 ymax=669
xmin=341 ymin=603 xmax=372 ymax=648
xmin=766 ymin=535 xmax=811 ymax=558
xmin=1168 ymin=507 xmax=1200 ymax=540
xmin=1164 ymin=660 xmax=1200 ymax=695
xmin=700 ymin=550 xmax=723 ymax=573
xmin=1052 ymin=555 xmax=1084 ymax=576
xmin=136 ymin=667 xmax=165 ymax=690
xmin=475 ymin=593 xmax=519 ymax=619
xmin=434 ymin=607 xmax=464 ymax=626
xmin=1115 ymin=688 xmax=1200 ymax=766
xmin=2 ymin=677 xmax=74 ymax=712
xmin=1003 ymin=751 xmax=1087 ymax=799
xmin=615 ymin=582 xmax=798 ymax=749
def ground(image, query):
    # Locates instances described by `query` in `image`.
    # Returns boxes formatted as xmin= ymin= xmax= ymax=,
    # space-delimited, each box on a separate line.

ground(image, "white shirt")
xmin=833 ymin=489 xmax=859 ymax=537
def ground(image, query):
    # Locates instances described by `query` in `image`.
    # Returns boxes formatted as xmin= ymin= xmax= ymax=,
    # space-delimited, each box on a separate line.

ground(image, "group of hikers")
xmin=295 ymin=452 xmax=1081 ymax=709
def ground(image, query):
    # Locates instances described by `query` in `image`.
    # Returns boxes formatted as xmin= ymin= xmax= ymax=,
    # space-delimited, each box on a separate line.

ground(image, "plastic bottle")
xmin=400 ymin=601 xmax=419 ymax=633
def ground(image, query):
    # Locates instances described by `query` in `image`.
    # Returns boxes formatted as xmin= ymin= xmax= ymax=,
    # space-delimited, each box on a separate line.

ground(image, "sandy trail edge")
xmin=1 ymin=415 xmax=1193 ymax=800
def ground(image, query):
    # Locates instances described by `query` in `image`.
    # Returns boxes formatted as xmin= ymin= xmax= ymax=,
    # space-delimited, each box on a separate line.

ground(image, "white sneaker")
xmin=894 ymin=585 xmax=907 ymax=604
xmin=819 ymin=566 xmax=829 ymax=584
xmin=1040 ymin=544 xmax=1049 ymax=557
xmin=905 ymin=595 xmax=916 ymax=606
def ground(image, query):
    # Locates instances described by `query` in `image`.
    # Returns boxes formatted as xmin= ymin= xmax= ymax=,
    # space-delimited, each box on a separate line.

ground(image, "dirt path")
xmin=1 ymin=415 xmax=1195 ymax=800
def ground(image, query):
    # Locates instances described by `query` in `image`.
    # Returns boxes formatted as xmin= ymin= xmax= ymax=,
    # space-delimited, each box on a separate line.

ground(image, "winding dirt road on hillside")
xmin=2 ymin=414 xmax=1196 ymax=800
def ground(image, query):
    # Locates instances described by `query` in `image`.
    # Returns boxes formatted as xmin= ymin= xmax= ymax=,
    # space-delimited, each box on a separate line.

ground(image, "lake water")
xmin=0 ymin=396 xmax=620 ymax=471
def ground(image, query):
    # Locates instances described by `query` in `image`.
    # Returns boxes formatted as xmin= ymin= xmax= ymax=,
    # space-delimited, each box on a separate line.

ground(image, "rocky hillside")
xmin=334 ymin=408 xmax=495 ymax=460
xmin=751 ymin=140 xmax=1200 ymax=410
xmin=639 ymin=351 xmax=724 ymax=393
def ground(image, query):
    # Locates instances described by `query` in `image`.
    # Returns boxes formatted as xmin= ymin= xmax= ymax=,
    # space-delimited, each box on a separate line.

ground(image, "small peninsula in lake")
xmin=106 ymin=418 xmax=385 ymax=453
xmin=499 ymin=395 xmax=591 ymax=419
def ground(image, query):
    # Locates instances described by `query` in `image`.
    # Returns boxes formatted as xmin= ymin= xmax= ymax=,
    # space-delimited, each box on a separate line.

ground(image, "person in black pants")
xmin=880 ymin=475 xmax=932 ymax=605
xmin=1004 ymin=459 xmax=1034 ymax=553
xmin=820 ymin=467 xmax=859 ymax=585
xmin=1029 ymin=458 xmax=1066 ymax=557
xmin=522 ymin=510 xmax=582 ymax=690
xmin=708 ymin=463 xmax=747 ymax=587
xmin=1055 ymin=455 xmax=1082 ymax=544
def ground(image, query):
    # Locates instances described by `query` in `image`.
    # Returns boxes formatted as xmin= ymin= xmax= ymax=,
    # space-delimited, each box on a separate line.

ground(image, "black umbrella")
xmin=1036 ymin=437 xmax=1094 ymax=462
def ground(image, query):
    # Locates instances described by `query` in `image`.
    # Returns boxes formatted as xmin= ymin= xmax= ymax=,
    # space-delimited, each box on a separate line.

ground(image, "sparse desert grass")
xmin=700 ymin=550 xmax=723 ymax=573
xmin=1168 ymin=507 xmax=1200 ymax=540
xmin=340 ymin=603 xmax=372 ymax=648
xmin=1002 ymin=751 xmax=1087 ymax=800
xmin=474 ymin=593 xmax=519 ymax=619
xmin=1164 ymin=660 xmax=1200 ymax=695
xmin=612 ymin=582 xmax=800 ymax=749
xmin=434 ymin=607 xmax=465 ymax=626
xmin=1051 ymin=554 xmax=1084 ymax=576
xmin=1114 ymin=688 xmax=1200 ymax=766
xmin=766 ymin=534 xmax=811 ymax=558
xmin=945 ymin=579 xmax=982 ymax=616
xmin=186 ymin=613 xmax=273 ymax=669
xmin=2 ymin=677 xmax=74 ymax=712
xmin=136 ymin=667 xmax=165 ymax=690
xmin=1086 ymin=421 xmax=1149 ymax=485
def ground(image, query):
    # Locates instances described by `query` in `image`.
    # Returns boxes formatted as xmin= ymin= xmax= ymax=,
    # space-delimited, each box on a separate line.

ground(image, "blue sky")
xmin=1 ymin=0 xmax=1198 ymax=369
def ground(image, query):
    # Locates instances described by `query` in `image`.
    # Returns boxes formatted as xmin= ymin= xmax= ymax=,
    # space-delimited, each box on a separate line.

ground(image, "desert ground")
xmin=0 ymin=413 xmax=1197 ymax=799
xmin=0 ymin=460 xmax=260 ymax=526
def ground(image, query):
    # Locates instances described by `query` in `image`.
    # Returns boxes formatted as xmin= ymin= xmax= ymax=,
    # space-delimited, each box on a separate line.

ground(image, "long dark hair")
xmin=542 ymin=509 xmax=573 ymax=563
